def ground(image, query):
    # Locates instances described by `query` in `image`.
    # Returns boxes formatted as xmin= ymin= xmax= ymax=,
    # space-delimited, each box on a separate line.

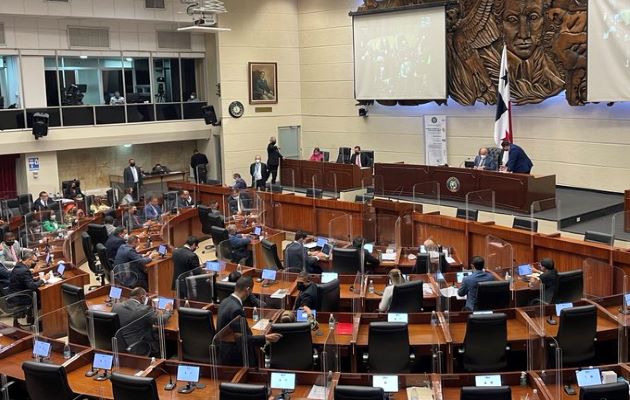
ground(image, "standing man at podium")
xmin=266 ymin=136 xmax=283 ymax=185
xmin=350 ymin=146 xmax=370 ymax=168
xmin=499 ymin=140 xmax=533 ymax=174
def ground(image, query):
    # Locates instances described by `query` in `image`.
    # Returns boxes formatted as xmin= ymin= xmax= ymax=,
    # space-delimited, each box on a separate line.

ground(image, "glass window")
xmin=0 ymin=56 xmax=22 ymax=109
xmin=124 ymin=58 xmax=151 ymax=104
xmin=100 ymin=57 xmax=124 ymax=105
xmin=59 ymin=57 xmax=101 ymax=106
xmin=153 ymin=58 xmax=180 ymax=103
xmin=181 ymin=58 xmax=204 ymax=102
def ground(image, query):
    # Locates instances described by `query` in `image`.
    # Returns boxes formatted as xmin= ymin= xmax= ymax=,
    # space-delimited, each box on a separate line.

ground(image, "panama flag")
xmin=494 ymin=45 xmax=513 ymax=146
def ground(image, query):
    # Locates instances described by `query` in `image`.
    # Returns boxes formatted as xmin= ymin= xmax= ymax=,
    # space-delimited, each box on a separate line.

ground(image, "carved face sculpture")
xmin=503 ymin=0 xmax=544 ymax=60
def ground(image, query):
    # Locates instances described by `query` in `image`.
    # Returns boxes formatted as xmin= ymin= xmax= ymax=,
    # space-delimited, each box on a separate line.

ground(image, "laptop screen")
xmin=253 ymin=226 xmax=262 ymax=236
xmin=456 ymin=271 xmax=471 ymax=284
xmin=205 ymin=261 xmax=221 ymax=272
xmin=517 ymin=264 xmax=533 ymax=276
xmin=316 ymin=237 xmax=327 ymax=247
xmin=297 ymin=308 xmax=316 ymax=322
xmin=321 ymin=272 xmax=338 ymax=284
xmin=555 ymin=302 xmax=573 ymax=317
xmin=321 ymin=243 xmax=332 ymax=256
xmin=157 ymin=297 xmax=174 ymax=310
xmin=57 ymin=263 xmax=66 ymax=276
xmin=363 ymin=243 xmax=374 ymax=253
xmin=158 ymin=244 xmax=167 ymax=256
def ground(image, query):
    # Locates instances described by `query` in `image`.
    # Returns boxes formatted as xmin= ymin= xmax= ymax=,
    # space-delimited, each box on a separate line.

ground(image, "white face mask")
xmin=480 ymin=155 xmax=487 ymax=159
xmin=255 ymin=160 xmax=261 ymax=164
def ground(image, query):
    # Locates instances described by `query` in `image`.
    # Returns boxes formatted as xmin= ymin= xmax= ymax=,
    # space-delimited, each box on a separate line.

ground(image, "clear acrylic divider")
xmin=322 ymin=318 xmax=339 ymax=376
xmin=541 ymin=337 xmax=563 ymax=400
xmin=398 ymin=211 xmax=415 ymax=249
xmin=412 ymin=181 xmax=440 ymax=214
xmin=352 ymin=272 xmax=364 ymax=317
xmin=283 ymin=168 xmax=296 ymax=193
xmin=328 ymin=213 xmax=353 ymax=244
xmin=432 ymin=308 xmax=444 ymax=373
xmin=111 ymin=260 xmax=154 ymax=296
xmin=531 ymin=198 xmax=562 ymax=235
xmin=526 ymin=283 xmax=545 ymax=372
xmin=226 ymin=188 xmax=262 ymax=227
xmin=175 ymin=266 xmax=209 ymax=305
xmin=35 ymin=300 xmax=90 ymax=345
xmin=112 ymin=304 xmax=167 ymax=362
xmin=465 ymin=189 xmax=495 ymax=224
xmin=311 ymin=173 xmax=323 ymax=199
xmin=253 ymin=267 xmax=290 ymax=312
xmin=434 ymin=268 xmax=451 ymax=313
xmin=619 ymin=274 xmax=630 ymax=362
xmin=583 ymin=258 xmax=625 ymax=301
xmin=210 ymin=315 xmax=249 ymax=367
xmin=612 ymin=211 xmax=630 ymax=266
xmin=325 ymin=171 xmax=339 ymax=199
xmin=0 ymin=289 xmax=38 ymax=330
xmin=485 ymin=235 xmax=515 ymax=279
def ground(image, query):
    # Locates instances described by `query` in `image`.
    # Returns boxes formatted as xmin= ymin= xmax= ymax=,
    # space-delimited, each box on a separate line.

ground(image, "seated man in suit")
xmin=63 ymin=180 xmax=83 ymax=200
xmin=458 ymin=256 xmax=495 ymax=311
xmin=285 ymin=231 xmax=324 ymax=274
xmin=227 ymin=188 xmax=252 ymax=216
xmin=499 ymin=140 xmax=533 ymax=174
xmin=227 ymin=224 xmax=252 ymax=265
xmin=105 ymin=227 xmax=127 ymax=262
xmin=103 ymin=216 xmax=116 ymax=236
xmin=151 ymin=163 xmax=170 ymax=175
xmin=534 ymin=258 xmax=559 ymax=304
xmin=0 ymin=232 xmax=22 ymax=269
xmin=294 ymin=271 xmax=318 ymax=311
xmin=352 ymin=237 xmax=380 ymax=272
xmin=249 ymin=155 xmax=268 ymax=190
xmin=122 ymin=206 xmax=144 ymax=231
xmin=350 ymin=146 xmax=370 ymax=168
xmin=171 ymin=236 xmax=200 ymax=296
xmin=474 ymin=147 xmax=498 ymax=170
xmin=231 ymin=173 xmax=248 ymax=190
xmin=114 ymin=235 xmax=158 ymax=290
xmin=8 ymin=251 xmax=49 ymax=304
xmin=217 ymin=276 xmax=281 ymax=365
xmin=32 ymin=191 xmax=55 ymax=211
xmin=112 ymin=287 xmax=172 ymax=357
xmin=176 ymin=190 xmax=192 ymax=208
xmin=143 ymin=197 xmax=163 ymax=220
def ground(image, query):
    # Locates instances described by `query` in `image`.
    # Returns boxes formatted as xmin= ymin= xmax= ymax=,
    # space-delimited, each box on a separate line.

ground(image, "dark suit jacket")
xmin=105 ymin=235 xmax=126 ymax=262
xmin=123 ymin=166 xmax=143 ymax=188
xmin=190 ymin=153 xmax=209 ymax=168
xmin=267 ymin=143 xmax=283 ymax=166
xmin=171 ymin=246 xmax=200 ymax=291
xmin=540 ymin=269 xmax=559 ymax=304
xmin=474 ymin=155 xmax=498 ymax=171
xmin=217 ymin=294 xmax=265 ymax=366
xmin=499 ymin=144 xmax=533 ymax=174
xmin=228 ymin=194 xmax=253 ymax=215
xmin=31 ymin=198 xmax=55 ymax=211
xmin=112 ymin=298 xmax=171 ymax=355
xmin=8 ymin=263 xmax=43 ymax=295
xmin=362 ymin=248 xmax=380 ymax=270
xmin=249 ymin=162 xmax=269 ymax=187
xmin=295 ymin=283 xmax=318 ymax=310
xmin=233 ymin=178 xmax=248 ymax=190
xmin=457 ymin=270 xmax=495 ymax=311
xmin=114 ymin=245 xmax=150 ymax=289
xmin=350 ymin=153 xmax=371 ymax=168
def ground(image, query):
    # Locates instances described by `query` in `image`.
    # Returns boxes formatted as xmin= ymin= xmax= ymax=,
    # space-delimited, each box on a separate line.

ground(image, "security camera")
xmin=358 ymin=106 xmax=368 ymax=117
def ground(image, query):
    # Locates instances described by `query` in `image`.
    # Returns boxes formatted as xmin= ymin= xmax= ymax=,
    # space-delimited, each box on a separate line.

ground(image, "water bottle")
xmin=150 ymin=357 xmax=157 ymax=367
xmin=531 ymin=389 xmax=540 ymax=400
xmin=368 ymin=280 xmax=375 ymax=294
xmin=327 ymin=370 xmax=333 ymax=386
xmin=63 ymin=340 xmax=71 ymax=360
xmin=430 ymin=311 xmax=438 ymax=327
xmin=328 ymin=313 xmax=336 ymax=330
xmin=520 ymin=371 xmax=527 ymax=387
xmin=236 ymin=263 xmax=243 ymax=273
xmin=253 ymin=307 xmax=259 ymax=322
xmin=184 ymin=299 xmax=190 ymax=308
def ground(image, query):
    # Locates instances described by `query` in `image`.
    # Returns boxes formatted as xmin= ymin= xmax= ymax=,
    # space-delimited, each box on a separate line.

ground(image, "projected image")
xmin=353 ymin=8 xmax=447 ymax=100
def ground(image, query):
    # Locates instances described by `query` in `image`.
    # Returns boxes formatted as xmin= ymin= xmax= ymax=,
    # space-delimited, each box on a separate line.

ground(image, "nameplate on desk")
xmin=255 ymin=107 xmax=273 ymax=113
xmin=270 ymin=288 xmax=288 ymax=299
xmin=381 ymin=253 xmax=396 ymax=261
xmin=475 ymin=375 xmax=502 ymax=387
xmin=251 ymin=319 xmax=269 ymax=331
xmin=387 ymin=313 xmax=408 ymax=323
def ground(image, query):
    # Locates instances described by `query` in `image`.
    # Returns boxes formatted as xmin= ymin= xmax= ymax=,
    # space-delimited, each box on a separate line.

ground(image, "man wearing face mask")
xmin=266 ymin=136 xmax=283 ymax=185
xmin=122 ymin=206 xmax=144 ymax=231
xmin=473 ymin=147 xmax=498 ymax=171
xmin=8 ymin=251 xmax=48 ymax=302
xmin=123 ymin=159 xmax=143 ymax=201
xmin=350 ymin=146 xmax=370 ymax=168
xmin=0 ymin=232 xmax=23 ymax=269
xmin=249 ymin=155 xmax=269 ymax=190
xmin=294 ymin=271 xmax=318 ymax=311
xmin=114 ymin=235 xmax=158 ymax=290
xmin=112 ymin=287 xmax=172 ymax=357
xmin=217 ymin=276 xmax=282 ymax=365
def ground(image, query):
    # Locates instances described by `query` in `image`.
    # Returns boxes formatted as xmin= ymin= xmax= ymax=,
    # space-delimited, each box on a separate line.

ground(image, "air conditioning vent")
xmin=145 ymin=0 xmax=165 ymax=9
xmin=157 ymin=31 xmax=191 ymax=50
xmin=48 ymin=0 xmax=70 ymax=2
xmin=68 ymin=27 xmax=110 ymax=48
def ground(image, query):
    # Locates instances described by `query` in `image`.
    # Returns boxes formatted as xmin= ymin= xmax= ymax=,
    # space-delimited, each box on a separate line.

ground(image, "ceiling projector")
xmin=181 ymin=0 xmax=226 ymax=27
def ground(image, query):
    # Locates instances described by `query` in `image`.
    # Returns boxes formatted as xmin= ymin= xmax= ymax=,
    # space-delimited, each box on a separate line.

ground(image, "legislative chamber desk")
xmin=280 ymin=159 xmax=373 ymax=191
xmin=374 ymin=163 xmax=556 ymax=213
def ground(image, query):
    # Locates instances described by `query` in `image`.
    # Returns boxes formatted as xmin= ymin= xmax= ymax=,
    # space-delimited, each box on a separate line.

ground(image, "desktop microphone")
xmin=458 ymin=158 xmax=472 ymax=168
xmin=153 ymin=366 xmax=176 ymax=390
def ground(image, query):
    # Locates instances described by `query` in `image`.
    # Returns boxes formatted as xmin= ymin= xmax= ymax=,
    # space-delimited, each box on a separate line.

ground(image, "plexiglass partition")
xmin=215 ymin=239 xmax=235 ymax=264
xmin=485 ymin=235 xmax=514 ymax=276
xmin=210 ymin=316 xmax=249 ymax=367
xmin=175 ymin=266 xmax=214 ymax=304
xmin=412 ymin=181 xmax=440 ymax=213
xmin=112 ymin=305 xmax=167 ymax=360
xmin=310 ymin=174 xmax=324 ymax=200
xmin=322 ymin=322 xmax=340 ymax=377
xmin=363 ymin=214 xmax=399 ymax=251
xmin=531 ymin=198 xmax=561 ymax=235
xmin=35 ymin=301 xmax=90 ymax=344
xmin=226 ymin=189 xmax=263 ymax=228
xmin=465 ymin=189 xmax=495 ymax=224
xmin=282 ymin=240 xmax=306 ymax=273
xmin=583 ymin=258 xmax=625 ymax=301
xmin=282 ymin=168 xmax=296 ymax=193
xmin=251 ymin=268 xmax=291 ymax=312
xmin=111 ymin=260 xmax=156 ymax=296
xmin=432 ymin=310 xmax=444 ymax=373
xmin=0 ymin=289 xmax=38 ymax=330
xmin=328 ymin=214 xmax=353 ymax=243
xmin=619 ymin=274 xmax=630 ymax=362
xmin=325 ymin=171 xmax=339 ymax=199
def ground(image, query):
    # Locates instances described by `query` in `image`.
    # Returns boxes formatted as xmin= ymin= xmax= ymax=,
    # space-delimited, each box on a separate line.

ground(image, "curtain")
xmin=0 ymin=155 xmax=18 ymax=199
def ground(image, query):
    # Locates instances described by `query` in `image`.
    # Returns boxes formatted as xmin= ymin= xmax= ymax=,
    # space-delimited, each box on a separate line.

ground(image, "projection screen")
xmin=588 ymin=0 xmax=630 ymax=101
xmin=352 ymin=6 xmax=447 ymax=101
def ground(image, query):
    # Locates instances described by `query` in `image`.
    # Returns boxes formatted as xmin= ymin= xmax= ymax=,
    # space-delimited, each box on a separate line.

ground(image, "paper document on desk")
xmin=46 ymin=277 xmax=62 ymax=285
xmin=304 ymin=242 xmax=318 ymax=249
xmin=270 ymin=289 xmax=288 ymax=299
xmin=423 ymin=285 xmax=434 ymax=296
xmin=445 ymin=256 xmax=456 ymax=264
xmin=307 ymin=385 xmax=327 ymax=399
xmin=407 ymin=386 xmax=434 ymax=400
xmin=381 ymin=253 xmax=397 ymax=261
xmin=440 ymin=286 xmax=466 ymax=300
xmin=251 ymin=319 xmax=269 ymax=331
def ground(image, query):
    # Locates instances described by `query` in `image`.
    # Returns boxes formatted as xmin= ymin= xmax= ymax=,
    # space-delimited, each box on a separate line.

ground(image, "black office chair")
xmin=61 ymin=283 xmax=89 ymax=344
xmin=355 ymin=194 xmax=374 ymax=203
xmin=185 ymin=274 xmax=214 ymax=303
xmin=22 ymin=361 xmax=77 ymax=400
xmin=219 ymin=382 xmax=268 ymax=400
xmin=208 ymin=212 xmax=225 ymax=229
xmin=215 ymin=281 xmax=236 ymax=304
xmin=111 ymin=373 xmax=159 ymax=400
xmin=210 ymin=226 xmax=229 ymax=247
xmin=266 ymin=183 xmax=283 ymax=193
xmin=162 ymin=191 xmax=178 ymax=211
xmin=460 ymin=386 xmax=511 ymax=400
xmin=456 ymin=208 xmax=478 ymax=221
xmin=95 ymin=243 xmax=113 ymax=283
xmin=0 ymin=290 xmax=35 ymax=328
xmin=306 ymin=188 xmax=323 ymax=198
xmin=334 ymin=385 xmax=384 ymax=400
xmin=364 ymin=322 xmax=414 ymax=373
xmin=554 ymin=270 xmax=583 ymax=303
xmin=332 ymin=247 xmax=361 ymax=275
xmin=336 ymin=147 xmax=351 ymax=164
xmin=268 ymin=322 xmax=316 ymax=370
xmin=412 ymin=253 xmax=430 ymax=274
xmin=87 ymin=223 xmax=109 ymax=248
xmin=579 ymin=382 xmax=629 ymax=400
xmin=512 ymin=217 xmax=538 ymax=232
xmin=82 ymin=232 xmax=105 ymax=289
xmin=260 ymin=239 xmax=283 ymax=270
xmin=178 ymin=307 xmax=216 ymax=364
xmin=3 ymin=198 xmax=20 ymax=218
xmin=554 ymin=304 xmax=597 ymax=366
xmin=84 ymin=194 xmax=95 ymax=216
xmin=88 ymin=310 xmax=120 ymax=351
xmin=461 ymin=313 xmax=507 ymax=372
xmin=316 ymin=279 xmax=340 ymax=312
xmin=584 ymin=230 xmax=614 ymax=245
xmin=362 ymin=150 xmax=375 ymax=167
xmin=198 ymin=205 xmax=214 ymax=234
xmin=475 ymin=281 xmax=510 ymax=311
xmin=389 ymin=281 xmax=423 ymax=313
xmin=17 ymin=193 xmax=32 ymax=215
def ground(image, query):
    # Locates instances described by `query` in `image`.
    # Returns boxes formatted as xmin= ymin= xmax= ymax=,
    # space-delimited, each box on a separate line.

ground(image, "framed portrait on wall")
xmin=248 ymin=62 xmax=278 ymax=104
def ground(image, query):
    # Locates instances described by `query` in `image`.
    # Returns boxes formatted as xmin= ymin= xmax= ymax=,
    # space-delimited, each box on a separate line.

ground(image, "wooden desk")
xmin=438 ymin=371 xmax=546 ymax=400
xmin=281 ymin=159 xmax=372 ymax=191
xmin=355 ymin=313 xmax=445 ymax=350
xmin=375 ymin=163 xmax=556 ymax=213
xmin=238 ymin=369 xmax=329 ymax=400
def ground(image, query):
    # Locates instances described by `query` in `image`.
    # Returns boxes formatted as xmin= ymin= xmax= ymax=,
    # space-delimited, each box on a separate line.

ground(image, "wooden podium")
xmin=374 ymin=163 xmax=556 ymax=213
xmin=280 ymin=159 xmax=372 ymax=191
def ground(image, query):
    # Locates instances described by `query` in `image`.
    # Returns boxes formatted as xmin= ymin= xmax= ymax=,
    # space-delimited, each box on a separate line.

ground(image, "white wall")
xmin=216 ymin=0 xmax=302 ymax=180
xmin=23 ymin=151 xmax=60 ymax=195
xmin=20 ymin=56 xmax=47 ymax=108
xmin=297 ymin=0 xmax=630 ymax=193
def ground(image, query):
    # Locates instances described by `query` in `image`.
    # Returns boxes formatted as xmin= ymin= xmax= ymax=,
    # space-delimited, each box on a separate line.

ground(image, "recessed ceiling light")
xmin=80 ymin=55 xmax=88 ymax=59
